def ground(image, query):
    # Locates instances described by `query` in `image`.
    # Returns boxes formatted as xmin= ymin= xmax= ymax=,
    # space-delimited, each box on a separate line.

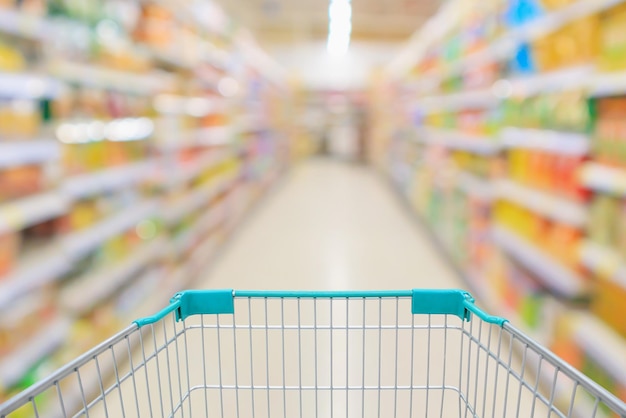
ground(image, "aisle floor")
xmin=200 ymin=158 xmax=460 ymax=291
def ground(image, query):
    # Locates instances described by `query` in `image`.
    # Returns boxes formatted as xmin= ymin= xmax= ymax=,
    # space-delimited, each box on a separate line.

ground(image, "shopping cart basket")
xmin=1 ymin=289 xmax=625 ymax=417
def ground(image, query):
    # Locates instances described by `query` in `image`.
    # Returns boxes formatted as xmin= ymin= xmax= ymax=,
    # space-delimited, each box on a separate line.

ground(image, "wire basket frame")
xmin=1 ymin=289 xmax=625 ymax=418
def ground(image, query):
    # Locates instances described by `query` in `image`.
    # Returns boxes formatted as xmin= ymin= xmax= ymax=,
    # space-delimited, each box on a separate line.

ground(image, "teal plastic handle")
xmin=134 ymin=289 xmax=507 ymax=327
xmin=134 ymin=297 xmax=182 ymax=327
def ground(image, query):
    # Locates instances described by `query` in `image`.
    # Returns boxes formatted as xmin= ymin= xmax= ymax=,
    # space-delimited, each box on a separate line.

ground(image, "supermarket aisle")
xmin=199 ymin=158 xmax=460 ymax=291
xmin=86 ymin=158 xmax=541 ymax=418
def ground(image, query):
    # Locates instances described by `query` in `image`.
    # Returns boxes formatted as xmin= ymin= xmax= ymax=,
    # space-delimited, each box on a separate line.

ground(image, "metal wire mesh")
xmin=1 ymin=295 xmax=625 ymax=417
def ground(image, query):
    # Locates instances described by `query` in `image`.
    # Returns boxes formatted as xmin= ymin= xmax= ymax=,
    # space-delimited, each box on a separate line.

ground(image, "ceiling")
xmin=214 ymin=0 xmax=441 ymax=47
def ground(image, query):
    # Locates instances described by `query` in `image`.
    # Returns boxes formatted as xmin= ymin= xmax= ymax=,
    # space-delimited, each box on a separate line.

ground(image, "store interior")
xmin=0 ymin=0 xmax=626 ymax=416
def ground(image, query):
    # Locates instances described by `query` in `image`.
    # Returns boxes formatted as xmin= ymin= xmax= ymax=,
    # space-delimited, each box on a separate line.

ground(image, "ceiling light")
xmin=327 ymin=0 xmax=351 ymax=56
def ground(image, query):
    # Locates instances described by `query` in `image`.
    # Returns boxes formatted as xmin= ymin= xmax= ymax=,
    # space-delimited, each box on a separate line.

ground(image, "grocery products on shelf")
xmin=0 ymin=0 xmax=291 ymax=403
xmin=376 ymin=0 xmax=626 ymax=402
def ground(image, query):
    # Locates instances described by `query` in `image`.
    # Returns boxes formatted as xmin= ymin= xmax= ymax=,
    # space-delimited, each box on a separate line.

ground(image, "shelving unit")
xmin=0 ymin=192 xmax=68 ymax=234
xmin=0 ymin=318 xmax=71 ymax=389
xmin=493 ymin=180 xmax=588 ymax=227
xmin=377 ymin=0 xmax=626 ymax=404
xmin=491 ymin=225 xmax=588 ymax=297
xmin=0 ymin=0 xmax=292 ymax=403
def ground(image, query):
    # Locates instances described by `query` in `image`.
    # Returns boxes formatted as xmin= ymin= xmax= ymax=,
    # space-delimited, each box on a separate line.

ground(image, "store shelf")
xmin=456 ymin=171 xmax=494 ymax=201
xmin=0 ymin=317 xmax=71 ymax=389
xmin=61 ymin=238 xmax=167 ymax=315
xmin=491 ymin=225 xmax=588 ymax=298
xmin=195 ymin=126 xmax=234 ymax=147
xmin=571 ymin=312 xmax=626 ymax=388
xmin=162 ymin=178 xmax=226 ymax=225
xmin=0 ymin=191 xmax=68 ymax=234
xmin=62 ymin=161 xmax=156 ymax=200
xmin=419 ymin=0 xmax=622 ymax=83
xmin=48 ymin=60 xmax=174 ymax=95
xmin=0 ymin=140 xmax=60 ymax=168
xmin=507 ymin=65 xmax=594 ymax=97
xmin=162 ymin=149 xmax=230 ymax=189
xmin=157 ymin=126 xmax=233 ymax=151
xmin=0 ymin=72 xmax=64 ymax=99
xmin=415 ymin=128 xmax=500 ymax=155
xmin=579 ymin=240 xmax=626 ymax=289
xmin=0 ymin=8 xmax=51 ymax=40
xmin=122 ymin=268 xmax=173 ymax=320
xmin=500 ymin=127 xmax=589 ymax=156
xmin=63 ymin=200 xmax=158 ymax=258
xmin=511 ymin=0 xmax=623 ymax=43
xmin=172 ymin=199 xmax=226 ymax=256
xmin=0 ymin=246 xmax=71 ymax=310
xmin=414 ymin=88 xmax=498 ymax=114
xmin=494 ymin=179 xmax=588 ymax=227
xmin=579 ymin=162 xmax=626 ymax=195
xmin=236 ymin=114 xmax=270 ymax=133
xmin=590 ymin=71 xmax=626 ymax=97
xmin=140 ymin=44 xmax=196 ymax=70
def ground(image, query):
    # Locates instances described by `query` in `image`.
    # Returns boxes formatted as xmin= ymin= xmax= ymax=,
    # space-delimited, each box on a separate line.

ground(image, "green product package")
xmin=520 ymin=295 xmax=542 ymax=328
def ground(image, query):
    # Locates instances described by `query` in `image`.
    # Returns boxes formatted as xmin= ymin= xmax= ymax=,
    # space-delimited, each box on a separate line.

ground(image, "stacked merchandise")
xmin=376 ymin=0 xmax=626 ymax=408
xmin=0 ymin=0 xmax=291 ymax=411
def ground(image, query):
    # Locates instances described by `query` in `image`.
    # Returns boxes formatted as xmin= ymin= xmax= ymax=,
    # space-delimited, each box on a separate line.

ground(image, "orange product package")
xmin=540 ymin=0 xmax=577 ymax=10
xmin=591 ymin=278 xmax=626 ymax=339
xmin=0 ymin=232 xmax=20 ymax=278
xmin=0 ymin=165 xmax=44 ymax=202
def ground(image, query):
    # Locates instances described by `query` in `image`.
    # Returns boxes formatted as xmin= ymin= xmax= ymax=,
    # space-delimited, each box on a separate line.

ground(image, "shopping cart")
xmin=1 ymin=289 xmax=625 ymax=417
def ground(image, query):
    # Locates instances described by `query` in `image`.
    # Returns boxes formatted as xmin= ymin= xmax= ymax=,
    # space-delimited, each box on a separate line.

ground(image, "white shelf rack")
xmin=171 ymin=199 xmax=226 ymax=257
xmin=0 ymin=71 xmax=64 ymax=100
xmin=0 ymin=245 xmax=71 ymax=310
xmin=579 ymin=240 xmax=626 ymax=290
xmin=404 ymin=0 xmax=624 ymax=83
xmin=500 ymin=128 xmax=589 ymax=156
xmin=456 ymin=171 xmax=494 ymax=202
xmin=62 ymin=200 xmax=158 ymax=258
xmin=507 ymin=65 xmax=594 ymax=97
xmin=491 ymin=225 xmax=588 ymax=298
xmin=0 ymin=317 xmax=71 ymax=388
xmin=0 ymin=191 xmax=68 ymax=235
xmin=161 ymin=149 xmax=230 ymax=190
xmin=415 ymin=127 xmax=500 ymax=155
xmin=62 ymin=161 xmax=156 ymax=200
xmin=48 ymin=60 xmax=175 ymax=95
xmin=156 ymin=126 xmax=234 ymax=151
xmin=0 ymin=8 xmax=54 ymax=41
xmin=0 ymin=140 xmax=60 ymax=169
xmin=572 ymin=312 xmax=626 ymax=389
xmin=61 ymin=238 xmax=167 ymax=315
xmin=162 ymin=179 xmax=222 ymax=226
xmin=413 ymin=88 xmax=499 ymax=114
xmin=579 ymin=162 xmax=626 ymax=195
xmin=493 ymin=179 xmax=588 ymax=228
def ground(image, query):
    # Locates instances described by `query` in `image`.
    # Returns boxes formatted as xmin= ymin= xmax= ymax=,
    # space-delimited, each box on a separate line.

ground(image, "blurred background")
xmin=0 ymin=0 xmax=625 ymax=413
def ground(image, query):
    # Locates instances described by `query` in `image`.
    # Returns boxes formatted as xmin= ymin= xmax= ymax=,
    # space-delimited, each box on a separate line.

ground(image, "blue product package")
xmin=504 ymin=0 xmax=544 ymax=28
xmin=511 ymin=43 xmax=536 ymax=74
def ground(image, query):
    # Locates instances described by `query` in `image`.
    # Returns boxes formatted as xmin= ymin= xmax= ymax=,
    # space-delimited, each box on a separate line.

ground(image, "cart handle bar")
xmin=134 ymin=289 xmax=507 ymax=328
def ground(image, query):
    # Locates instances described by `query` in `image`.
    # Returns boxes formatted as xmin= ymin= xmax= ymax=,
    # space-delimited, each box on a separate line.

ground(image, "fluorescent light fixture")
xmin=329 ymin=1 xmax=351 ymax=21
xmin=327 ymin=0 xmax=351 ymax=56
